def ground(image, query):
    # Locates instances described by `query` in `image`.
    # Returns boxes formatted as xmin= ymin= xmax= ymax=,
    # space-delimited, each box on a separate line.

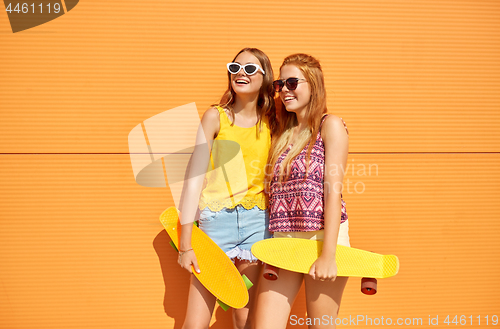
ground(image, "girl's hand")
xmin=308 ymin=255 xmax=337 ymax=282
xmin=178 ymin=249 xmax=201 ymax=274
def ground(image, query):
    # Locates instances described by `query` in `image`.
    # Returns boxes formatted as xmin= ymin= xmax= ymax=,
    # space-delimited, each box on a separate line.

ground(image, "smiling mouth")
xmin=284 ymin=96 xmax=295 ymax=102
xmin=235 ymin=79 xmax=249 ymax=85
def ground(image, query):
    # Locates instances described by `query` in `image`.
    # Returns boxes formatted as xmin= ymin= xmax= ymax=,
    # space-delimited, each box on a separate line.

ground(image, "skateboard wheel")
xmin=263 ymin=264 xmax=279 ymax=281
xmin=241 ymin=274 xmax=254 ymax=290
xmin=361 ymin=278 xmax=377 ymax=295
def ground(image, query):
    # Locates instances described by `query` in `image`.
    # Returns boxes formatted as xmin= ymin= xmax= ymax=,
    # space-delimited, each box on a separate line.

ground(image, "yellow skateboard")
xmin=251 ymin=238 xmax=399 ymax=295
xmin=160 ymin=207 xmax=252 ymax=310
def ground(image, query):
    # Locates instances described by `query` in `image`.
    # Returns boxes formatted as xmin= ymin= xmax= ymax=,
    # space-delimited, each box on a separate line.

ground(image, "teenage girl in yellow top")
xmin=177 ymin=48 xmax=275 ymax=329
xmin=254 ymin=53 xmax=350 ymax=329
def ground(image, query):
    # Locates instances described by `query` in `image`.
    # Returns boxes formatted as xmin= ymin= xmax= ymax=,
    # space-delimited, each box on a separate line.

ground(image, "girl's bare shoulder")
xmin=322 ymin=115 xmax=349 ymax=137
xmin=201 ymin=107 xmax=222 ymax=138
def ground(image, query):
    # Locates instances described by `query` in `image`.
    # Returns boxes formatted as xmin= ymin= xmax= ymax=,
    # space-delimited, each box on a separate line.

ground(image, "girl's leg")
xmin=181 ymin=275 xmax=216 ymax=329
xmin=304 ymin=276 xmax=348 ymax=329
xmin=232 ymin=259 xmax=262 ymax=329
xmin=252 ymin=269 xmax=304 ymax=329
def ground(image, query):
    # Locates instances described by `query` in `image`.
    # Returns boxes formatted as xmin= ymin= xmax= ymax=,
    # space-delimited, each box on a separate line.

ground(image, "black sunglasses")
xmin=273 ymin=78 xmax=307 ymax=92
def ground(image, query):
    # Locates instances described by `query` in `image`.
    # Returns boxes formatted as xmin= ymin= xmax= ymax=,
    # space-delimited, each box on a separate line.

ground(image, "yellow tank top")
xmin=199 ymin=106 xmax=271 ymax=211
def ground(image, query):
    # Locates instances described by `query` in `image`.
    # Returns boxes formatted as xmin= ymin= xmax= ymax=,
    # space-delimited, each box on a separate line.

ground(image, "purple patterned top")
xmin=269 ymin=116 xmax=348 ymax=232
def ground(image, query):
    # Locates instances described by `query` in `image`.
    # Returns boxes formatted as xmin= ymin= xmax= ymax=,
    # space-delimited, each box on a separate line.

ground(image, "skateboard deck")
xmin=160 ymin=207 xmax=249 ymax=309
xmin=252 ymin=238 xmax=399 ymax=279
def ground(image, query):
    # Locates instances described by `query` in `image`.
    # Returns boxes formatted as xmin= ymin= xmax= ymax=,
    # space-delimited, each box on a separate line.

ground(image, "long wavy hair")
xmin=266 ymin=53 xmax=327 ymax=188
xmin=214 ymin=48 xmax=276 ymax=135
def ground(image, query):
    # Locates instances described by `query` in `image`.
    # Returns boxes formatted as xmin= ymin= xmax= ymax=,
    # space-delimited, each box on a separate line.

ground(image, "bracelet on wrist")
xmin=178 ymin=248 xmax=193 ymax=257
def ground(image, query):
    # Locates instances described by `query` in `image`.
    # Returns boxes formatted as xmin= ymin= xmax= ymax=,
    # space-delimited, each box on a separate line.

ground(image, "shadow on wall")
xmin=153 ymin=230 xmax=232 ymax=328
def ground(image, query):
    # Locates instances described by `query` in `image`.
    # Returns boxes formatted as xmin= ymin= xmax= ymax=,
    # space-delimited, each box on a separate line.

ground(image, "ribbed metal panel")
xmin=0 ymin=154 xmax=498 ymax=328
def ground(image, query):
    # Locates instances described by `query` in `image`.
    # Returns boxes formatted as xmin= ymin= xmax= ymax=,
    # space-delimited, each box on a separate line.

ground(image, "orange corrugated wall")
xmin=1 ymin=1 xmax=499 ymax=328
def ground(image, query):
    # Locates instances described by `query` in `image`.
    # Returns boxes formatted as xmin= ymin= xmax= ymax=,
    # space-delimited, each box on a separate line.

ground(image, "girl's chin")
xmin=283 ymin=106 xmax=306 ymax=114
xmin=283 ymin=105 xmax=298 ymax=112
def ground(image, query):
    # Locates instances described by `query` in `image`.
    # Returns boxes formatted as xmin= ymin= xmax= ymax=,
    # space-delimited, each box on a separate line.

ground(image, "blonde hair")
xmin=266 ymin=54 xmax=327 ymax=188
xmin=214 ymin=48 xmax=276 ymax=135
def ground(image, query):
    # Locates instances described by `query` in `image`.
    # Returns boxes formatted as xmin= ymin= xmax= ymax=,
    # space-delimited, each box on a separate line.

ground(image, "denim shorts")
xmin=198 ymin=205 xmax=271 ymax=262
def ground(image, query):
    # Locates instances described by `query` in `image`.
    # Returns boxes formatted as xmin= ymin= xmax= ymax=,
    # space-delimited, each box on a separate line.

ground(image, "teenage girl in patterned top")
xmin=253 ymin=53 xmax=350 ymax=329
xmin=177 ymin=48 xmax=275 ymax=329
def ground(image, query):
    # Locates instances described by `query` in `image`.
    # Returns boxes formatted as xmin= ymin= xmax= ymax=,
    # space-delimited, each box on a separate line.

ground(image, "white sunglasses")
xmin=227 ymin=62 xmax=265 ymax=76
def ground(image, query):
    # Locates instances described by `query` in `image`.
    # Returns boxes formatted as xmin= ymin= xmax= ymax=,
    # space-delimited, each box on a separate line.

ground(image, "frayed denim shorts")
xmin=198 ymin=205 xmax=271 ymax=262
